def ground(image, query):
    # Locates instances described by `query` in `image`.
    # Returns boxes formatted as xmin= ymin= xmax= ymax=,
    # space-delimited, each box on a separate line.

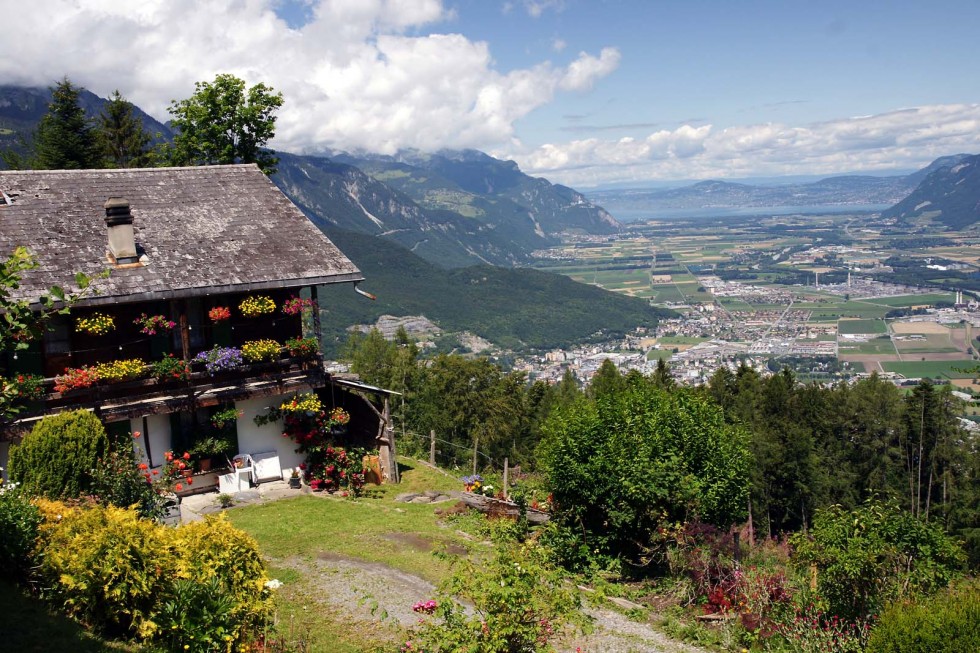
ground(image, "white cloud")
xmin=0 ymin=0 xmax=618 ymax=154
xmin=523 ymin=0 xmax=565 ymax=18
xmin=559 ymin=48 xmax=621 ymax=92
xmin=551 ymin=37 xmax=567 ymax=52
xmin=506 ymin=104 xmax=980 ymax=187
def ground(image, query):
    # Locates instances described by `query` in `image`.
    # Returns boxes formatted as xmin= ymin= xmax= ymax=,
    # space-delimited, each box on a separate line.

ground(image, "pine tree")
xmin=97 ymin=90 xmax=153 ymax=168
xmin=31 ymin=78 xmax=102 ymax=169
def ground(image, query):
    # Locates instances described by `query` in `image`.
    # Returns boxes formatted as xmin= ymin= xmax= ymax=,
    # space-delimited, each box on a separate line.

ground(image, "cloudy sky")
xmin=2 ymin=0 xmax=980 ymax=187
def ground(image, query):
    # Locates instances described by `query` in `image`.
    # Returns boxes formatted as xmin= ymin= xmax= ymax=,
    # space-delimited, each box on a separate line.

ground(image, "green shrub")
xmin=539 ymin=385 xmax=751 ymax=565
xmin=158 ymin=577 xmax=240 ymax=653
xmin=171 ymin=515 xmax=271 ymax=632
xmin=867 ymin=579 xmax=980 ymax=653
xmin=791 ymin=499 xmax=965 ymax=620
xmin=407 ymin=539 xmax=583 ymax=653
xmin=90 ymin=445 xmax=163 ymax=519
xmin=8 ymin=410 xmax=109 ymax=499
xmin=36 ymin=505 xmax=271 ymax=647
xmin=0 ymin=485 xmax=41 ymax=580
xmin=37 ymin=503 xmax=173 ymax=639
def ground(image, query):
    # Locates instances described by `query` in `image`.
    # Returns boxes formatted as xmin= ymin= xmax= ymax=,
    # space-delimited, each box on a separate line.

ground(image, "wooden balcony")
xmin=6 ymin=356 xmax=328 ymax=433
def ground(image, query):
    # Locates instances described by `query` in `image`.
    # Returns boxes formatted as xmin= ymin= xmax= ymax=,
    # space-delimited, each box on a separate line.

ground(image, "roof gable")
xmin=0 ymin=164 xmax=361 ymax=305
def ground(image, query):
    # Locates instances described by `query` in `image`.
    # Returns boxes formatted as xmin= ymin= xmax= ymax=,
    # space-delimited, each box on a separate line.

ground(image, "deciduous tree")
xmin=164 ymin=74 xmax=283 ymax=173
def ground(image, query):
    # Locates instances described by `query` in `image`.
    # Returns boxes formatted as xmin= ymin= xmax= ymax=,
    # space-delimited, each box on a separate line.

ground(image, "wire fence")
xmin=396 ymin=428 xmax=501 ymax=473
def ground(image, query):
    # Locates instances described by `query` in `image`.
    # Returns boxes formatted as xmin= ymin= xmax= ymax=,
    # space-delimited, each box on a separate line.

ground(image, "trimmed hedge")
xmin=9 ymin=410 xmax=108 ymax=499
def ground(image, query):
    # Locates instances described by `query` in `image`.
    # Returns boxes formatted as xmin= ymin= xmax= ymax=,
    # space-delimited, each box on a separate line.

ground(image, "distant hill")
xmin=588 ymin=155 xmax=974 ymax=218
xmin=0 ymin=85 xmax=171 ymax=160
xmin=273 ymin=151 xmax=552 ymax=268
xmin=315 ymin=226 xmax=672 ymax=353
xmin=882 ymin=154 xmax=980 ymax=230
xmin=340 ymin=149 xmax=619 ymax=235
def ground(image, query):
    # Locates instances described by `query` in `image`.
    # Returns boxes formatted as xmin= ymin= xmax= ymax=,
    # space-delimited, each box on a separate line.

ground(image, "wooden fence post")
xmin=503 ymin=457 xmax=509 ymax=501
xmin=472 ymin=434 xmax=479 ymax=476
xmin=429 ymin=430 xmax=436 ymax=466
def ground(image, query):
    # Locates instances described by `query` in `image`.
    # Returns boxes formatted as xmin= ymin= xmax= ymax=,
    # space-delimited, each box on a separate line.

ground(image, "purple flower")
xmin=193 ymin=346 xmax=244 ymax=374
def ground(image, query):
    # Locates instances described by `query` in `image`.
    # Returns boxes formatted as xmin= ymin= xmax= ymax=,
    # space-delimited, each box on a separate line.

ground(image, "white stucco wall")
xmin=235 ymin=394 xmax=304 ymax=480
xmin=131 ymin=413 xmax=172 ymax=468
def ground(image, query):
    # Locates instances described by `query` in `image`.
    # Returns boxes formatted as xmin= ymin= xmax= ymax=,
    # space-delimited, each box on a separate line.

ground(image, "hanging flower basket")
xmin=280 ymin=392 xmax=322 ymax=414
xmin=208 ymin=306 xmax=232 ymax=322
xmin=133 ymin=313 xmax=176 ymax=336
xmin=282 ymin=296 xmax=316 ymax=316
xmin=75 ymin=313 xmax=115 ymax=336
xmin=239 ymin=295 xmax=276 ymax=318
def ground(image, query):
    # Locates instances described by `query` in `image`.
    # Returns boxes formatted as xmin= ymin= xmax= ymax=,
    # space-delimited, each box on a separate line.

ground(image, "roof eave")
xmin=65 ymin=272 xmax=366 ymax=308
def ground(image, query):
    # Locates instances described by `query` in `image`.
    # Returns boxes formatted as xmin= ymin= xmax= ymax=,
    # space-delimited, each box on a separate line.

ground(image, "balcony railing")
xmin=7 ymin=353 xmax=327 ymax=427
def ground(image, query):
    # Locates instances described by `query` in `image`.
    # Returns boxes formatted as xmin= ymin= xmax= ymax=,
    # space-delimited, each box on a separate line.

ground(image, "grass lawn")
xmin=646 ymin=349 xmax=675 ymax=361
xmin=227 ymin=459 xmax=477 ymax=652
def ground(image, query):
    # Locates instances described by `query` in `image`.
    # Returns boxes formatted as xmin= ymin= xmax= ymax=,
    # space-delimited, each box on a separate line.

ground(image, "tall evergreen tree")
xmin=588 ymin=358 xmax=624 ymax=399
xmin=31 ymin=78 xmax=102 ymax=170
xmin=97 ymin=90 xmax=153 ymax=168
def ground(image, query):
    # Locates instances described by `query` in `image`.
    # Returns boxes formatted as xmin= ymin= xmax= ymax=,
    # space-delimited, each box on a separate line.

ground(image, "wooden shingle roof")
xmin=0 ymin=164 xmax=362 ymax=306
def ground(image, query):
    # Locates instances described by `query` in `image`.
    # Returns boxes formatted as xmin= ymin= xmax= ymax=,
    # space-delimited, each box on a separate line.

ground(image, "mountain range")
xmin=274 ymin=148 xmax=618 ymax=268
xmin=882 ymin=154 xmax=980 ymax=230
xmin=587 ymin=154 xmax=973 ymax=219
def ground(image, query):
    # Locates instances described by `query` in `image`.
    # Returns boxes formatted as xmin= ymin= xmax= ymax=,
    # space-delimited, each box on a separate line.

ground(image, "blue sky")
xmin=2 ymin=0 xmax=979 ymax=187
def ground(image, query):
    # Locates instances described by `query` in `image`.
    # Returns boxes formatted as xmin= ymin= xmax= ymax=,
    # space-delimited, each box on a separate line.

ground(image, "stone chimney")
xmin=104 ymin=197 xmax=138 ymax=264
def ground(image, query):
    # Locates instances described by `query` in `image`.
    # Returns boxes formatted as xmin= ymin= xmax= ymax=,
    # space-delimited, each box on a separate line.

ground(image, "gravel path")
xmin=275 ymin=552 xmax=707 ymax=653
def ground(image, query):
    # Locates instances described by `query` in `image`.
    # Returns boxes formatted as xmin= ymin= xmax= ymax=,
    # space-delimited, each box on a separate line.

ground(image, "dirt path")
xmin=276 ymin=552 xmax=707 ymax=653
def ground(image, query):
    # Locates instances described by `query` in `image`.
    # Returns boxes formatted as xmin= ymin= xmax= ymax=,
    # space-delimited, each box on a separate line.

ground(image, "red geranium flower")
xmin=175 ymin=483 xmax=183 ymax=492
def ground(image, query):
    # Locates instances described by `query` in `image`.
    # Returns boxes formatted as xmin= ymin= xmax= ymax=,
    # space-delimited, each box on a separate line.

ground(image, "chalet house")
xmin=0 ymin=164 xmax=399 ymax=489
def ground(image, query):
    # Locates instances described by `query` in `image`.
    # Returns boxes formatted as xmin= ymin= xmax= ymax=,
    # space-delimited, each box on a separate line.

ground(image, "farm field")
xmin=838 ymin=319 xmax=887 ymax=334
xmin=861 ymin=292 xmax=956 ymax=307
xmin=881 ymin=360 xmax=977 ymax=379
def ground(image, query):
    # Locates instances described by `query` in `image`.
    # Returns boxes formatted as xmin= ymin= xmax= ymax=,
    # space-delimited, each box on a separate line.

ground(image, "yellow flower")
xmin=239 ymin=295 xmax=276 ymax=318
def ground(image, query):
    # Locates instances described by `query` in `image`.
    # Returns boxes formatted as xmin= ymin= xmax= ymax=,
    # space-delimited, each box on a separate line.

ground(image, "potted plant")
xmin=193 ymin=345 xmax=244 ymax=374
xmin=241 ymin=339 xmax=281 ymax=363
xmin=288 ymin=467 xmax=302 ymax=489
xmin=152 ymin=354 xmax=191 ymax=383
xmin=285 ymin=336 xmax=319 ymax=359
xmin=189 ymin=435 xmax=233 ymax=472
